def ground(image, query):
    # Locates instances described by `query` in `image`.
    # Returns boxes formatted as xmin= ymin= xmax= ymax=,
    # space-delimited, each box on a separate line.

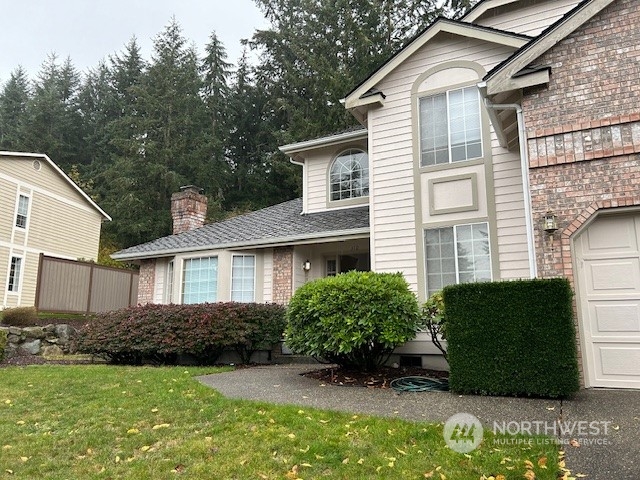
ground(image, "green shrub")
xmin=445 ymin=278 xmax=580 ymax=398
xmin=74 ymin=302 xmax=286 ymax=365
xmin=421 ymin=290 xmax=448 ymax=361
xmin=285 ymin=271 xmax=420 ymax=371
xmin=0 ymin=329 xmax=7 ymax=362
xmin=1 ymin=306 xmax=38 ymax=326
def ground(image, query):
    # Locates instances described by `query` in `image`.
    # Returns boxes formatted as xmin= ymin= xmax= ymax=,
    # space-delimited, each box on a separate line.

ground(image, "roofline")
xmin=279 ymin=129 xmax=368 ymax=156
xmin=0 ymin=151 xmax=112 ymax=221
xmin=484 ymin=0 xmax=611 ymax=95
xmin=111 ymin=227 xmax=371 ymax=261
xmin=342 ymin=18 xmax=531 ymax=109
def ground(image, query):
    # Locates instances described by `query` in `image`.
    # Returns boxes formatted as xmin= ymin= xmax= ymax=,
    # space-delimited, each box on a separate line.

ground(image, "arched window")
xmin=329 ymin=149 xmax=369 ymax=201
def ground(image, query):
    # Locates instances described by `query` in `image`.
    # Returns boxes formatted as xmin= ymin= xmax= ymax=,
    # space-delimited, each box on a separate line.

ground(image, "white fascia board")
xmin=279 ymin=129 xmax=368 ymax=156
xmin=111 ymin=228 xmax=371 ymax=261
xmin=0 ymin=151 xmax=112 ymax=221
xmin=343 ymin=21 xmax=529 ymax=107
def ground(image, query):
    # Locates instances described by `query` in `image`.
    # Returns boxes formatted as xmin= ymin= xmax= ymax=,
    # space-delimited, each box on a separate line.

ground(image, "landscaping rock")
xmin=20 ymin=339 xmax=41 ymax=355
xmin=42 ymin=345 xmax=64 ymax=357
xmin=55 ymin=324 xmax=75 ymax=342
xmin=43 ymin=324 xmax=56 ymax=334
xmin=23 ymin=326 xmax=46 ymax=339
xmin=8 ymin=327 xmax=22 ymax=336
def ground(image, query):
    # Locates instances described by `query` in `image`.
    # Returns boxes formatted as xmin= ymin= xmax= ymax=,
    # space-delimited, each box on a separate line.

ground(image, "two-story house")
xmin=1 ymin=152 xmax=111 ymax=309
xmin=113 ymin=0 xmax=640 ymax=389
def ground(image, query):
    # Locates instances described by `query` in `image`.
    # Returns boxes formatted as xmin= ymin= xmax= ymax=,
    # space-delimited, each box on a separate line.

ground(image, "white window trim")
xmin=425 ymin=222 xmax=493 ymax=296
xmin=230 ymin=254 xmax=256 ymax=303
xmin=328 ymin=148 xmax=370 ymax=203
xmin=6 ymin=254 xmax=24 ymax=295
xmin=181 ymin=255 xmax=219 ymax=304
xmin=164 ymin=259 xmax=174 ymax=304
xmin=419 ymin=86 xmax=483 ymax=167
xmin=14 ymin=193 xmax=31 ymax=231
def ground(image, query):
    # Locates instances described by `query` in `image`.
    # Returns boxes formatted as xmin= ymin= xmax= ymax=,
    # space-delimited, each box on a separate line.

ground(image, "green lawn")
xmin=0 ymin=365 xmax=559 ymax=479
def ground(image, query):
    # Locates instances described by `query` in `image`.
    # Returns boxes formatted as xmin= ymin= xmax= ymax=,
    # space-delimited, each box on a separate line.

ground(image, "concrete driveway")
xmin=197 ymin=364 xmax=639 ymax=479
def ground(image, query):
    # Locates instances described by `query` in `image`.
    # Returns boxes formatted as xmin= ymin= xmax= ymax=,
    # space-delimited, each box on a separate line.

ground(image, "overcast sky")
xmin=0 ymin=0 xmax=269 ymax=84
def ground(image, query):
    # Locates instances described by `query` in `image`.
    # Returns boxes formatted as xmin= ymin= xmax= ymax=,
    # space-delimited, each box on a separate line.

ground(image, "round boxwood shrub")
xmin=285 ymin=271 xmax=420 ymax=371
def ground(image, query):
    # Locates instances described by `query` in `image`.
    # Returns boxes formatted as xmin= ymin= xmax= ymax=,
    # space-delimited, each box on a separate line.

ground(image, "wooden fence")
xmin=35 ymin=254 xmax=139 ymax=314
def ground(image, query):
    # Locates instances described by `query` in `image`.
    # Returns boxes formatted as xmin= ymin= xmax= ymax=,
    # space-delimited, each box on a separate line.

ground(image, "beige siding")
xmin=369 ymin=35 xmax=521 ymax=294
xmin=154 ymin=258 xmax=168 ymax=304
xmin=0 ymin=155 xmax=104 ymax=308
xmin=473 ymin=0 xmax=581 ymax=36
xmin=263 ymin=248 xmax=273 ymax=302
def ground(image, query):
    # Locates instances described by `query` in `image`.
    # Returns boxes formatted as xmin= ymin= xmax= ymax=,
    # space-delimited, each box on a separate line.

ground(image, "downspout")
xmin=479 ymin=90 xmax=537 ymax=279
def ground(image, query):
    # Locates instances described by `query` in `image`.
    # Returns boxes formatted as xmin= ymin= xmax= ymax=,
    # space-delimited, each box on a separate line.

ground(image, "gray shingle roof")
xmin=112 ymin=198 xmax=370 ymax=260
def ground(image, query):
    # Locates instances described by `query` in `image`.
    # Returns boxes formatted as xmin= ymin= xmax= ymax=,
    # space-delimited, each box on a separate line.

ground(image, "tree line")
xmin=0 ymin=0 xmax=474 ymax=259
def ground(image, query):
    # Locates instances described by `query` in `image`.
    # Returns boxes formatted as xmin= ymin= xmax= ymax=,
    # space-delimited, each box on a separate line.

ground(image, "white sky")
xmin=0 ymin=0 xmax=269 ymax=84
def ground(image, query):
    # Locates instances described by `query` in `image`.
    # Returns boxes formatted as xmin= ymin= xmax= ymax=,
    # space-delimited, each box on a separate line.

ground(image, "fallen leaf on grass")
xmin=342 ymin=458 xmax=349 ymax=464
xmin=523 ymin=470 xmax=535 ymax=480
xmin=538 ymin=456 xmax=547 ymax=468
xmin=127 ymin=428 xmax=140 ymax=434
xmin=524 ymin=460 xmax=534 ymax=469
xmin=357 ymin=458 xmax=364 ymax=465
xmin=140 ymin=446 xmax=151 ymax=452
xmin=424 ymin=471 xmax=434 ymax=478
xmin=152 ymin=423 xmax=170 ymax=430
xmin=395 ymin=448 xmax=407 ymax=455
xmin=171 ymin=464 xmax=185 ymax=473
xmin=20 ymin=457 xmax=28 ymax=462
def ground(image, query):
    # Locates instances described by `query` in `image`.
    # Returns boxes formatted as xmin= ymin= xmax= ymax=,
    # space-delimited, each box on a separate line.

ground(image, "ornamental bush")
xmin=74 ymin=302 xmax=286 ymax=365
xmin=0 ymin=329 xmax=7 ymax=362
xmin=285 ymin=271 xmax=421 ymax=371
xmin=421 ymin=290 xmax=448 ymax=361
xmin=1 ymin=306 xmax=38 ymax=326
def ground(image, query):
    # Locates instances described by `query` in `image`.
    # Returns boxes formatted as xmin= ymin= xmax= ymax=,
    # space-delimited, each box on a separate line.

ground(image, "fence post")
xmin=86 ymin=262 xmax=95 ymax=314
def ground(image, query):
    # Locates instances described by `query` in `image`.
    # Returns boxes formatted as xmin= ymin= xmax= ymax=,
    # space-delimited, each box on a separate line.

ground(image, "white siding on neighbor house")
xmin=263 ymin=248 xmax=273 ymax=302
xmin=473 ymin=0 xmax=581 ymax=37
xmin=368 ymin=35 xmax=522 ymax=294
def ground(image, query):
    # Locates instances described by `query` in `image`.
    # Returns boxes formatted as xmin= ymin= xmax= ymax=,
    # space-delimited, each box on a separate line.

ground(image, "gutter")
xmin=478 ymin=86 xmax=537 ymax=278
xmin=278 ymin=129 xmax=368 ymax=155
xmin=111 ymin=227 xmax=371 ymax=261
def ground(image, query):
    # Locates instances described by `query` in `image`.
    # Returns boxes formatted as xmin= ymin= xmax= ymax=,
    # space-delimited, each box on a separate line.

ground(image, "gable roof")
xmin=111 ymin=198 xmax=370 ymax=260
xmin=343 ymin=17 xmax=531 ymax=109
xmin=0 ymin=151 xmax=111 ymax=221
xmin=484 ymin=0 xmax=614 ymax=94
xmin=461 ymin=0 xmax=525 ymax=22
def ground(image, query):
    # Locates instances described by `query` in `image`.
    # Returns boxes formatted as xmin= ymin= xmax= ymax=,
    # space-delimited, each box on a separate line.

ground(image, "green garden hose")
xmin=390 ymin=376 xmax=449 ymax=393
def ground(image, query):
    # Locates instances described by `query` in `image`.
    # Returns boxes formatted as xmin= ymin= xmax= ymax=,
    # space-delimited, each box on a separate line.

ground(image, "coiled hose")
xmin=390 ymin=376 xmax=449 ymax=393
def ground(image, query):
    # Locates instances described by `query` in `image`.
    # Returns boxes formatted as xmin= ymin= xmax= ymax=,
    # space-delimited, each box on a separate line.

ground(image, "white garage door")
xmin=574 ymin=213 xmax=640 ymax=389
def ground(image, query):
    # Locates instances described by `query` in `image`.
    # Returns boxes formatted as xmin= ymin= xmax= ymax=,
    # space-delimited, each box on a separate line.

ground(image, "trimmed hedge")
xmin=74 ymin=302 xmax=286 ymax=365
xmin=445 ymin=278 xmax=579 ymax=398
xmin=285 ymin=271 xmax=421 ymax=371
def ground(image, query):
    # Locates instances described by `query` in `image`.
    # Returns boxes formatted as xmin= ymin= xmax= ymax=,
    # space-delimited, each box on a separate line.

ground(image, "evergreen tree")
xmin=0 ymin=66 xmax=30 ymax=150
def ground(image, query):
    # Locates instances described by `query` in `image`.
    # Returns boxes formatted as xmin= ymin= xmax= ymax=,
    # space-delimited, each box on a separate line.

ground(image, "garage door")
xmin=574 ymin=213 xmax=640 ymax=389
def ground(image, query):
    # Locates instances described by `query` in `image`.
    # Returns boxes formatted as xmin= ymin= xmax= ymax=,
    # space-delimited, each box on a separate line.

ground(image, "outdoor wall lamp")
xmin=543 ymin=212 xmax=558 ymax=234
xmin=302 ymin=259 xmax=311 ymax=271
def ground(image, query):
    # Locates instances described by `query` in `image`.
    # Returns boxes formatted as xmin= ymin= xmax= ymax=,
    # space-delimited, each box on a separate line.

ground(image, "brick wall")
xmin=171 ymin=186 xmax=208 ymax=234
xmin=137 ymin=259 xmax=156 ymax=305
xmin=272 ymin=246 xmax=293 ymax=304
xmin=522 ymin=0 xmax=640 ymax=279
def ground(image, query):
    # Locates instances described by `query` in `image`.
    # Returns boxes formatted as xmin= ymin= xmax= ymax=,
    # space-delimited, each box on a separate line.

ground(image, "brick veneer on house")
xmin=137 ymin=259 xmax=156 ymax=305
xmin=272 ymin=247 xmax=293 ymax=304
xmin=171 ymin=186 xmax=208 ymax=235
xmin=522 ymin=0 xmax=640 ymax=279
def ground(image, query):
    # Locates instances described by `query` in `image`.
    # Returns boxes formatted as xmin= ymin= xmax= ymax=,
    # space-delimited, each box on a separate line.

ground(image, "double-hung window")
xmin=182 ymin=256 xmax=218 ymax=304
xmin=8 ymin=256 xmax=22 ymax=293
xmin=231 ymin=255 xmax=255 ymax=302
xmin=15 ymin=195 xmax=29 ymax=229
xmin=419 ymin=86 xmax=482 ymax=167
xmin=424 ymin=223 xmax=491 ymax=296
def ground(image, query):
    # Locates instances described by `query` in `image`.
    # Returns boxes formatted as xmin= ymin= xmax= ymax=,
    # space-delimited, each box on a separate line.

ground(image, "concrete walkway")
xmin=197 ymin=364 xmax=639 ymax=479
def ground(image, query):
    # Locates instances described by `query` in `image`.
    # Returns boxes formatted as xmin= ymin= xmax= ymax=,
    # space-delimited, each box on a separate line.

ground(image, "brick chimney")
xmin=171 ymin=185 xmax=208 ymax=234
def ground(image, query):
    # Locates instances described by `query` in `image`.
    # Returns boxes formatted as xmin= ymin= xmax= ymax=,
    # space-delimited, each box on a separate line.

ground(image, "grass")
xmin=0 ymin=365 xmax=560 ymax=479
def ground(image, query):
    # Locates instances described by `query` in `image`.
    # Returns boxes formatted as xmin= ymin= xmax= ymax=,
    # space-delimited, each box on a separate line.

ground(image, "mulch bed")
xmin=303 ymin=365 xmax=449 ymax=389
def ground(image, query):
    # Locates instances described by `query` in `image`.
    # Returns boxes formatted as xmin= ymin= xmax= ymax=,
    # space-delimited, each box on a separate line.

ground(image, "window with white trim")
xmin=8 ymin=256 xmax=22 ymax=293
xmin=231 ymin=255 xmax=255 ymax=302
xmin=424 ymin=222 xmax=491 ymax=296
xmin=165 ymin=260 xmax=174 ymax=303
xmin=419 ymin=86 xmax=482 ymax=167
xmin=182 ymin=256 xmax=218 ymax=304
xmin=15 ymin=195 xmax=29 ymax=229
xmin=329 ymin=149 xmax=369 ymax=201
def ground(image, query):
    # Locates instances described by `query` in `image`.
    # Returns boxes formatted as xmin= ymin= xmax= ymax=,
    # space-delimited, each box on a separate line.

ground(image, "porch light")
xmin=543 ymin=212 xmax=558 ymax=234
xmin=302 ymin=259 xmax=311 ymax=271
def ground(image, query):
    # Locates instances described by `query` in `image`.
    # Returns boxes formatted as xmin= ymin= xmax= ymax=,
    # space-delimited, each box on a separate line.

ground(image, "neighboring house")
xmin=0 ymin=152 xmax=111 ymax=309
xmin=113 ymin=0 xmax=640 ymax=389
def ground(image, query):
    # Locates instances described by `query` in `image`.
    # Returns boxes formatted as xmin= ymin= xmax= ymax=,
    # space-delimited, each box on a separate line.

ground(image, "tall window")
xmin=15 ymin=195 xmax=29 ymax=229
xmin=8 ymin=256 xmax=22 ymax=292
xmin=231 ymin=255 xmax=255 ymax=302
xmin=329 ymin=149 xmax=369 ymax=201
xmin=165 ymin=260 xmax=174 ymax=303
xmin=419 ymin=86 xmax=482 ymax=167
xmin=182 ymin=256 xmax=218 ymax=304
xmin=424 ymin=223 xmax=491 ymax=296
